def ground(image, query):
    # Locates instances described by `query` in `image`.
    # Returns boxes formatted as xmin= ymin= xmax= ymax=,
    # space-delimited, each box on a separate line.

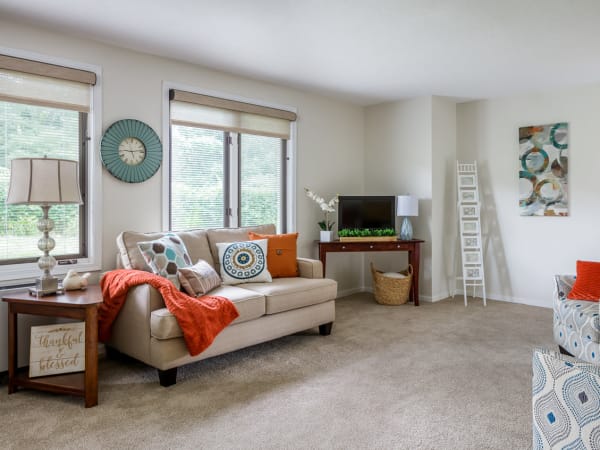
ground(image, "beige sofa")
xmin=107 ymin=224 xmax=337 ymax=386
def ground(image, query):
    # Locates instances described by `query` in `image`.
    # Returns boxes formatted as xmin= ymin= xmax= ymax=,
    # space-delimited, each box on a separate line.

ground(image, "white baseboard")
xmin=453 ymin=290 xmax=552 ymax=309
xmin=341 ymin=286 xmax=552 ymax=309
xmin=337 ymin=287 xmax=365 ymax=298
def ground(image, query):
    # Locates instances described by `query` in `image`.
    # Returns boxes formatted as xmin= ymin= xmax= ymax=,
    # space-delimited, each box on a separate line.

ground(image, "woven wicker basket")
xmin=370 ymin=263 xmax=413 ymax=305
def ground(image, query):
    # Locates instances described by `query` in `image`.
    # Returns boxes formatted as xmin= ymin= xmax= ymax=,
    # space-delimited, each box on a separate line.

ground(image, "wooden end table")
xmin=2 ymin=285 xmax=102 ymax=408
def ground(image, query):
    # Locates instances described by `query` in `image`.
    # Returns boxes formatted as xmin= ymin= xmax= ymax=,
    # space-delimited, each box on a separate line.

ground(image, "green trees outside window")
xmin=0 ymin=101 xmax=83 ymax=263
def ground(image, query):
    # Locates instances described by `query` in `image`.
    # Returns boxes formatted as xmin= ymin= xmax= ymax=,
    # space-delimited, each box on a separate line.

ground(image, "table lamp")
xmin=6 ymin=157 xmax=83 ymax=296
xmin=397 ymin=194 xmax=418 ymax=240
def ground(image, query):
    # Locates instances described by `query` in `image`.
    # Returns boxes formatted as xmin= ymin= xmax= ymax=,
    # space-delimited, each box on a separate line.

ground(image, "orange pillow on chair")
xmin=567 ymin=260 xmax=600 ymax=301
xmin=248 ymin=232 xmax=299 ymax=278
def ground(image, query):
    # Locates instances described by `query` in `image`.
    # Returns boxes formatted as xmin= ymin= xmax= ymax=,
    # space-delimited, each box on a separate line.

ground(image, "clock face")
xmin=118 ymin=137 xmax=146 ymax=166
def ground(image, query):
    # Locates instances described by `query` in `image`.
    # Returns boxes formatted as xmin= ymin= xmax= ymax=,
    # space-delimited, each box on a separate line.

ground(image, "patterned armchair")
xmin=553 ymin=275 xmax=600 ymax=364
xmin=532 ymin=349 xmax=600 ymax=449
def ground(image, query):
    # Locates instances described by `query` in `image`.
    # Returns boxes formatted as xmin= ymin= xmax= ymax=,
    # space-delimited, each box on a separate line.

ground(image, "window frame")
xmin=0 ymin=48 xmax=102 ymax=287
xmin=162 ymin=82 xmax=296 ymax=233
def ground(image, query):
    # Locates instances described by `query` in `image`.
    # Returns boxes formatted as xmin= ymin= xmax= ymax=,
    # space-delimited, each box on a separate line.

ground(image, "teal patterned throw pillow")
xmin=216 ymin=239 xmax=272 ymax=285
xmin=137 ymin=234 xmax=192 ymax=287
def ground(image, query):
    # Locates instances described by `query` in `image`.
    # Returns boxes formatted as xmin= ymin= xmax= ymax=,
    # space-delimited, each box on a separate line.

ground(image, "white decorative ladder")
xmin=456 ymin=161 xmax=486 ymax=306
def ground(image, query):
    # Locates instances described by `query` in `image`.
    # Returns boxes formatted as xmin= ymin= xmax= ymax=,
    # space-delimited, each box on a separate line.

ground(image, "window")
xmin=169 ymin=90 xmax=295 ymax=232
xmin=0 ymin=54 xmax=98 ymax=279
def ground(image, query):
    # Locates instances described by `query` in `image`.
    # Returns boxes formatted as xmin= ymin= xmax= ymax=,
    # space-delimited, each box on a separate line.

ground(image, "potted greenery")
xmin=337 ymin=227 xmax=397 ymax=242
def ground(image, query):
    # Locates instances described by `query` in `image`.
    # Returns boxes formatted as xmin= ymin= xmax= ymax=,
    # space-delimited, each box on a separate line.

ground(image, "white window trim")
xmin=161 ymin=81 xmax=297 ymax=232
xmin=0 ymin=47 xmax=103 ymax=287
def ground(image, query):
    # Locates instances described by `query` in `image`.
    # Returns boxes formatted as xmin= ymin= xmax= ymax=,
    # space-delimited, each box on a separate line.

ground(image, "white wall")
xmin=0 ymin=19 xmax=365 ymax=290
xmin=363 ymin=96 xmax=458 ymax=301
xmin=457 ymin=84 xmax=600 ymax=307
xmin=0 ymin=20 xmax=366 ymax=370
xmin=364 ymin=97 xmax=433 ymax=297
xmin=431 ymin=97 xmax=457 ymax=301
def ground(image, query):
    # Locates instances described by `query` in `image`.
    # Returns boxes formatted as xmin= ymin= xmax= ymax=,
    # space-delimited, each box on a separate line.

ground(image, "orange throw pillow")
xmin=248 ymin=232 xmax=298 ymax=278
xmin=567 ymin=260 xmax=600 ymax=301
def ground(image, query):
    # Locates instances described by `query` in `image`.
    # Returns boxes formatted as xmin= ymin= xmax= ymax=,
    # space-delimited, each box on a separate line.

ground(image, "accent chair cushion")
xmin=248 ymin=231 xmax=299 ymax=278
xmin=532 ymin=348 xmax=600 ymax=449
xmin=553 ymin=274 xmax=600 ymax=364
xmin=567 ymin=260 xmax=600 ymax=301
xmin=137 ymin=234 xmax=192 ymax=287
xmin=216 ymin=239 xmax=272 ymax=285
xmin=178 ymin=259 xmax=222 ymax=297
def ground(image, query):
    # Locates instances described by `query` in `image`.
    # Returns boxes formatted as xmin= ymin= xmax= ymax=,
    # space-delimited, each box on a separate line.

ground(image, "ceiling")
xmin=2 ymin=0 xmax=600 ymax=105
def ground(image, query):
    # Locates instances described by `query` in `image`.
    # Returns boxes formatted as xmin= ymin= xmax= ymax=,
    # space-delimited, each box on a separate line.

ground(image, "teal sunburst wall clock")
xmin=100 ymin=119 xmax=162 ymax=183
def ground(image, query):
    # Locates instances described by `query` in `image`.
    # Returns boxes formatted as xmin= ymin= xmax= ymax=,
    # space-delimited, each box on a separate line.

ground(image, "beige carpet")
xmin=0 ymin=293 xmax=553 ymax=449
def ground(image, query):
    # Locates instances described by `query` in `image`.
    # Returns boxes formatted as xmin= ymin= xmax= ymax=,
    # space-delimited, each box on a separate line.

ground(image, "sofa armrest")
xmin=553 ymin=274 xmax=576 ymax=314
xmin=297 ymin=257 xmax=323 ymax=279
xmin=107 ymin=282 xmax=166 ymax=365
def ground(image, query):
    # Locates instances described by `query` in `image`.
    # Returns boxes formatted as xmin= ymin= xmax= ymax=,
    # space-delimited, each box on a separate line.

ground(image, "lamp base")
xmin=399 ymin=216 xmax=414 ymax=241
xmin=29 ymin=277 xmax=61 ymax=297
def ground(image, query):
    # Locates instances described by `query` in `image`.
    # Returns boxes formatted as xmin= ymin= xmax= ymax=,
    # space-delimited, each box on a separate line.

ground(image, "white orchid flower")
xmin=305 ymin=187 xmax=338 ymax=231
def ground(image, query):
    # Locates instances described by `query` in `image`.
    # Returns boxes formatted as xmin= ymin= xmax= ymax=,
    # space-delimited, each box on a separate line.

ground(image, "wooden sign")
xmin=29 ymin=322 xmax=85 ymax=378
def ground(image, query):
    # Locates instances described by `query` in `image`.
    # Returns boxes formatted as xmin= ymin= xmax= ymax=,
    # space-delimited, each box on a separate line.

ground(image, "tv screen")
xmin=338 ymin=196 xmax=396 ymax=230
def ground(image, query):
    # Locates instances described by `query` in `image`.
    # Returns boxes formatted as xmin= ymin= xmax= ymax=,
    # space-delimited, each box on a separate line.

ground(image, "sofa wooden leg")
xmin=158 ymin=368 xmax=177 ymax=387
xmin=319 ymin=322 xmax=333 ymax=336
xmin=558 ymin=345 xmax=574 ymax=357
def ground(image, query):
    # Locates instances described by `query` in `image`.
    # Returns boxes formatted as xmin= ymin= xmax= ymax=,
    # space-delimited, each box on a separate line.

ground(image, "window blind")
xmin=240 ymin=134 xmax=283 ymax=228
xmin=169 ymin=89 xmax=296 ymax=140
xmin=170 ymin=126 xmax=225 ymax=231
xmin=0 ymin=55 xmax=96 ymax=113
xmin=0 ymin=55 xmax=93 ymax=264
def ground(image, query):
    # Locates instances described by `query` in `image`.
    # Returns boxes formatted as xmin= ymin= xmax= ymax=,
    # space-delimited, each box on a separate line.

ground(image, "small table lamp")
xmin=397 ymin=195 xmax=418 ymax=241
xmin=6 ymin=157 xmax=83 ymax=296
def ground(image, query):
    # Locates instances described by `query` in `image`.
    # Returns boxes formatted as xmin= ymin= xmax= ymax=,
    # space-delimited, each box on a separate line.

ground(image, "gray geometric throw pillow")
xmin=137 ymin=233 xmax=192 ymax=288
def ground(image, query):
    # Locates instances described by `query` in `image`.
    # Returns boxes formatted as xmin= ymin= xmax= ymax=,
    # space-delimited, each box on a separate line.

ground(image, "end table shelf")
xmin=12 ymin=367 xmax=86 ymax=394
xmin=2 ymin=286 xmax=103 ymax=408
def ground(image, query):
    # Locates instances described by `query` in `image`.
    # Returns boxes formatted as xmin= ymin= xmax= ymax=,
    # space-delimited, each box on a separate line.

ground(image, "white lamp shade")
xmin=397 ymin=195 xmax=418 ymax=217
xmin=6 ymin=157 xmax=83 ymax=205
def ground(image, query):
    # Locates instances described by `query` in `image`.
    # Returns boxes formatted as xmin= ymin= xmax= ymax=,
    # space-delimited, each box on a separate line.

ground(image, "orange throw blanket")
xmin=99 ymin=270 xmax=239 ymax=356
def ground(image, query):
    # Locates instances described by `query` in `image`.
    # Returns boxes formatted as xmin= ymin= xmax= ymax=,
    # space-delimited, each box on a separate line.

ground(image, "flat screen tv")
xmin=338 ymin=196 xmax=396 ymax=230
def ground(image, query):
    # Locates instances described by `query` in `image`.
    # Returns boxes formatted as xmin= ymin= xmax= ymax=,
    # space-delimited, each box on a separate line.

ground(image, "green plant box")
xmin=338 ymin=236 xmax=397 ymax=242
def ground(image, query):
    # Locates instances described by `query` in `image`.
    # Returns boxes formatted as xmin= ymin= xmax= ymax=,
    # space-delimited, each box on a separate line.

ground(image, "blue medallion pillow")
xmin=137 ymin=233 xmax=192 ymax=288
xmin=216 ymin=239 xmax=272 ymax=285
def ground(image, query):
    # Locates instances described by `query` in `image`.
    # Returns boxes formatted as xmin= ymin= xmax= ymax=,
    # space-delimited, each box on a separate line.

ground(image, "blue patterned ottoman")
xmin=553 ymin=275 xmax=600 ymax=364
xmin=532 ymin=349 xmax=600 ymax=449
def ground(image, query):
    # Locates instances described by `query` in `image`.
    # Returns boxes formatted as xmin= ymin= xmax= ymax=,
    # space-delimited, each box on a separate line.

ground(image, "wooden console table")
xmin=2 ymin=285 xmax=102 ymax=407
xmin=318 ymin=239 xmax=425 ymax=306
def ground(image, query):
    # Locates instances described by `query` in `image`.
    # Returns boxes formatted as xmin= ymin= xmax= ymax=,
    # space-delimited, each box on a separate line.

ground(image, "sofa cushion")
xmin=178 ymin=259 xmax=222 ymax=297
xmin=239 ymin=277 xmax=337 ymax=314
xmin=138 ymin=234 xmax=192 ymax=288
xmin=248 ymin=231 xmax=299 ymax=278
xmin=150 ymin=285 xmax=266 ymax=340
xmin=217 ymin=239 xmax=272 ymax=285
xmin=207 ymin=224 xmax=275 ymax=273
xmin=117 ymin=229 xmax=214 ymax=271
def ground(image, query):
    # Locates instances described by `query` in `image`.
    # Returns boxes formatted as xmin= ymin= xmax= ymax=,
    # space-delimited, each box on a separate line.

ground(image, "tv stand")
xmin=318 ymin=239 xmax=424 ymax=306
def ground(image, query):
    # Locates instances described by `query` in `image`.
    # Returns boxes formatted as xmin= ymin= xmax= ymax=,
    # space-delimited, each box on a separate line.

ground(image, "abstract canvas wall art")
xmin=518 ymin=122 xmax=568 ymax=216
